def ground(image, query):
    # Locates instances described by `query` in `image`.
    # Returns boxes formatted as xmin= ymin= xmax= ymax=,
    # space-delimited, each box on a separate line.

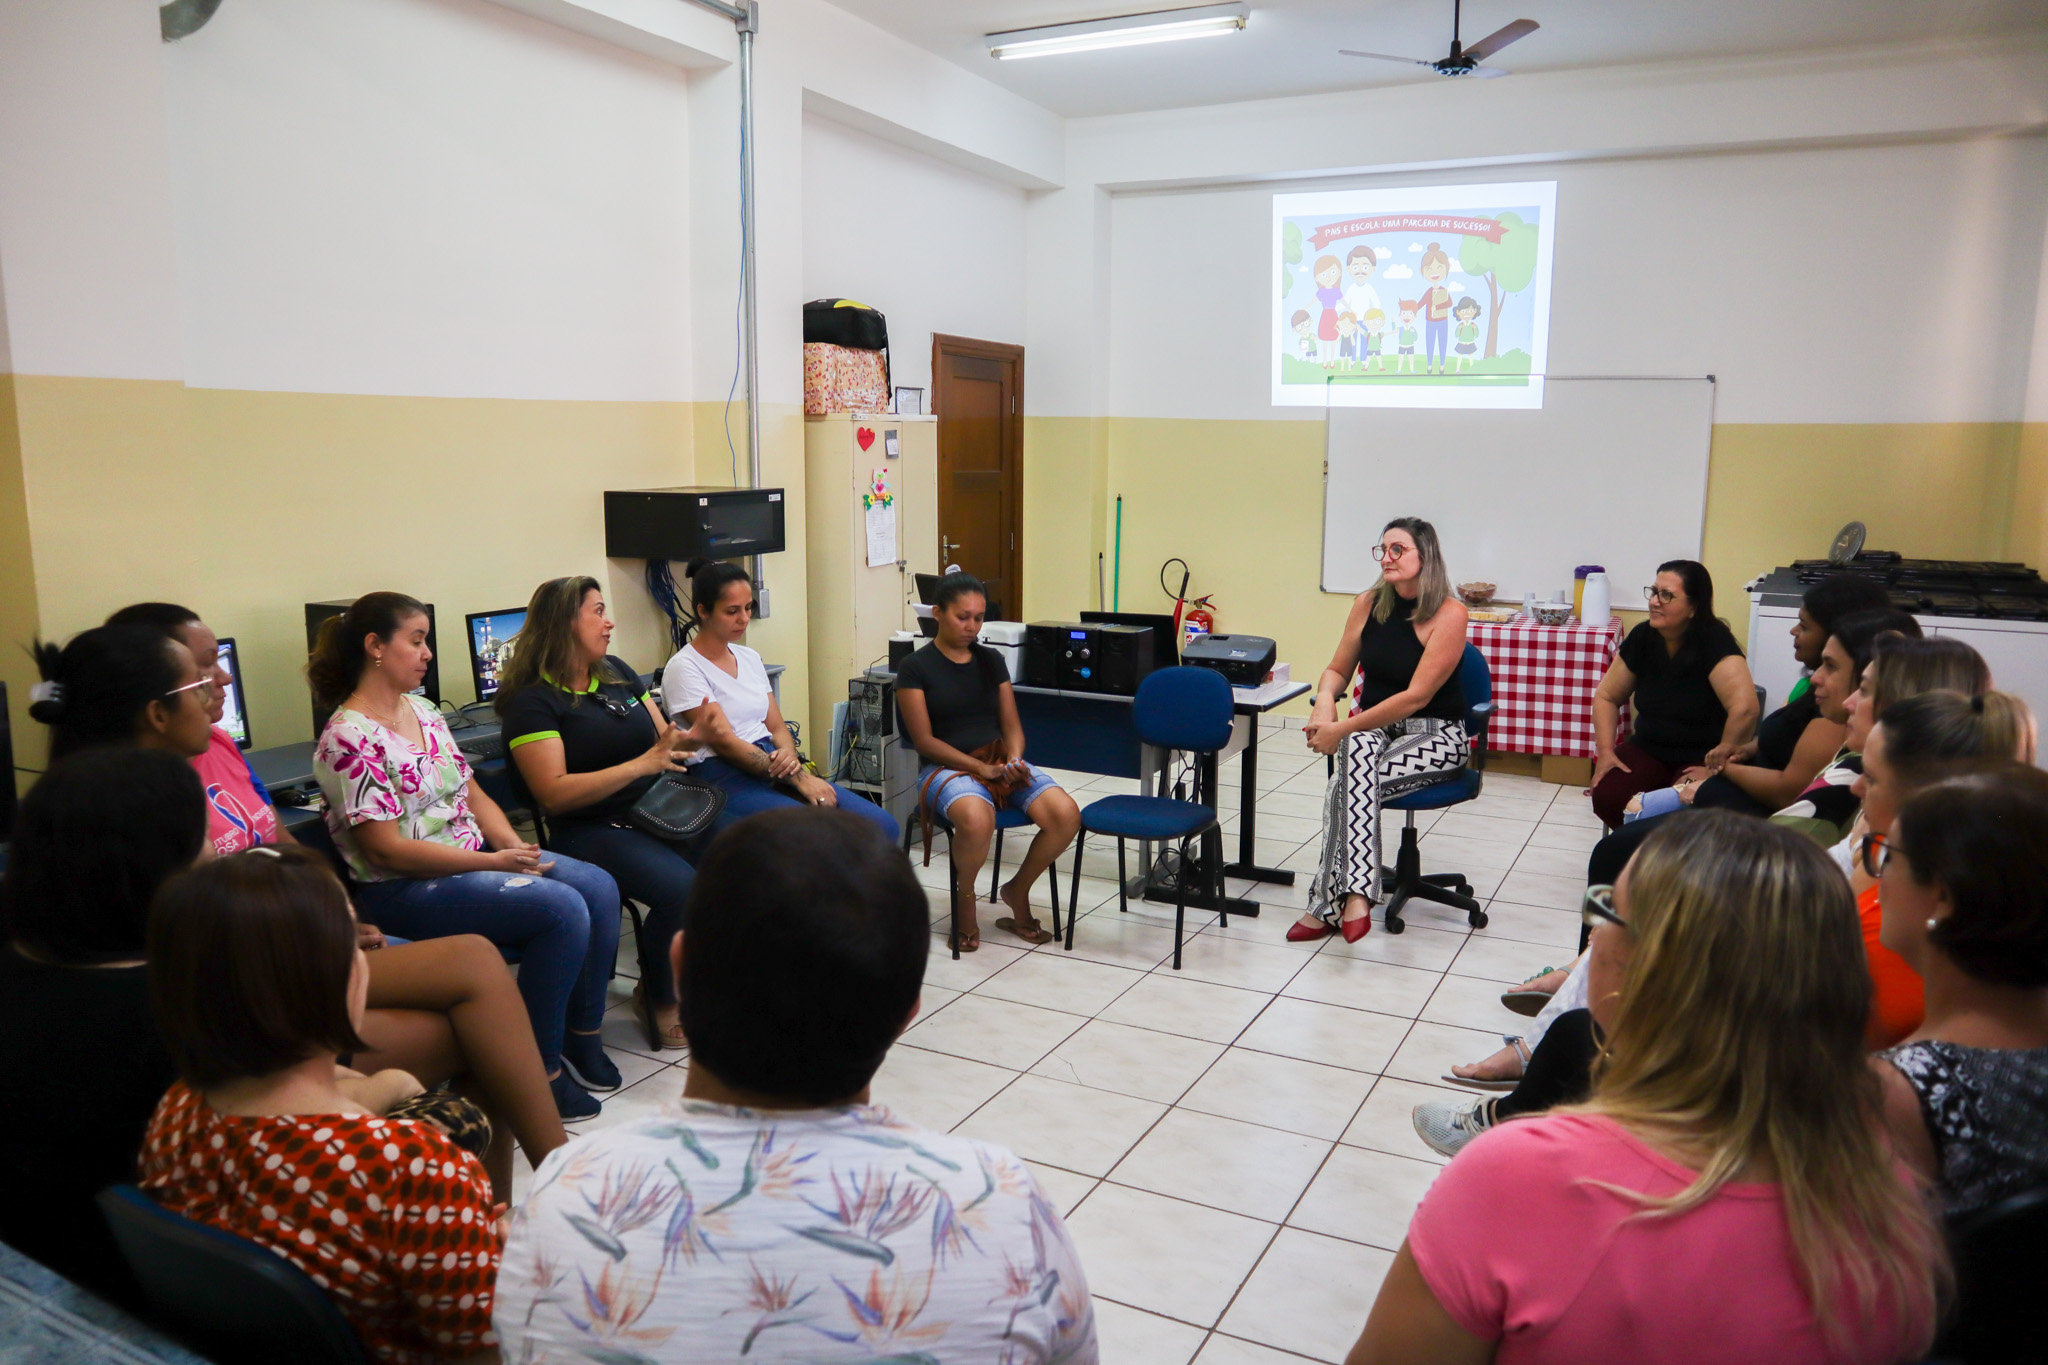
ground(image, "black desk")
xmin=1003 ymin=678 xmax=1311 ymax=916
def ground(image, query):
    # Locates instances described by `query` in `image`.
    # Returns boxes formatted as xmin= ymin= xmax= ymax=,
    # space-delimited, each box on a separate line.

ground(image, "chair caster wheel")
xmin=1384 ymin=917 xmax=1405 ymax=935
xmin=1468 ymin=910 xmax=1489 ymax=929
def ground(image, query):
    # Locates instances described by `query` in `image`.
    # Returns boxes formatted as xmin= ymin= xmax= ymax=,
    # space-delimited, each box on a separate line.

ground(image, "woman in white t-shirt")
xmin=661 ymin=559 xmax=900 ymax=844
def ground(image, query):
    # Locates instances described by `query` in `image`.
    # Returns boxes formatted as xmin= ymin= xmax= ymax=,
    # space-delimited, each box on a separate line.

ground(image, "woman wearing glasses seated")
xmin=1847 ymin=688 xmax=2035 ymax=1049
xmin=1588 ymin=560 xmax=1757 ymax=829
xmin=1295 ymin=517 xmax=1469 ymax=943
xmin=1358 ymin=812 xmax=1942 ymax=1365
xmin=498 ymin=576 xmax=711 ymax=1053
xmin=1873 ymin=765 xmax=2048 ymax=1217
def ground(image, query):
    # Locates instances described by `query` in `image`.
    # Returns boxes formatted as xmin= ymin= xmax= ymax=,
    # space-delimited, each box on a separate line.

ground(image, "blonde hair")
xmin=1573 ymin=812 xmax=1943 ymax=1352
xmin=1368 ymin=517 xmax=1452 ymax=627
xmin=492 ymin=576 xmax=628 ymax=712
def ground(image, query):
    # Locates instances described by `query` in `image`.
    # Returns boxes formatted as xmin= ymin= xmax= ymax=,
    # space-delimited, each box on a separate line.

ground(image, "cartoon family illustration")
xmin=1288 ymin=242 xmax=1483 ymax=376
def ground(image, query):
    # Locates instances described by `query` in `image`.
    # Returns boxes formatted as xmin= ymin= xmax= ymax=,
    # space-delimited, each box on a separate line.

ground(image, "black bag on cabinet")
xmin=803 ymin=298 xmax=890 ymax=351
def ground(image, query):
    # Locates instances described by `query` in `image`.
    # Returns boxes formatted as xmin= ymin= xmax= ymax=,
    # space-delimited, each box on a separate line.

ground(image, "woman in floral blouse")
xmin=311 ymin=592 xmax=623 ymax=1123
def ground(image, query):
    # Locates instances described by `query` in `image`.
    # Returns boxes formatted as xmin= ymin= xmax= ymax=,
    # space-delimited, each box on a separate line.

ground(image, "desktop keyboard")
xmin=457 ymin=733 xmax=505 ymax=764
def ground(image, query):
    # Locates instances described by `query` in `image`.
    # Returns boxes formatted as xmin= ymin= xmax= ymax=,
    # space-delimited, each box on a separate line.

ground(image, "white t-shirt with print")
xmin=662 ymin=641 xmax=773 ymax=762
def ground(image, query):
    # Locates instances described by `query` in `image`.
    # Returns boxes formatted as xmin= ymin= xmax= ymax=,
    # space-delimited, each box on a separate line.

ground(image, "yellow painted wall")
xmin=1022 ymin=417 xmax=2037 ymax=715
xmin=0 ymin=378 xmax=817 ymax=766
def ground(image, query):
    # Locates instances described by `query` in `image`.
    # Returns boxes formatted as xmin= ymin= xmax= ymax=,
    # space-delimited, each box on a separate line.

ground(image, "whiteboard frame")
xmin=1318 ymin=375 xmax=1717 ymax=600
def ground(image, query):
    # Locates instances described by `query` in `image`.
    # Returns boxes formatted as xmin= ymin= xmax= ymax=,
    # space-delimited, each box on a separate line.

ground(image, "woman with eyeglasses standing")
xmin=1588 ymin=560 xmax=1757 ymax=830
xmin=1295 ymin=517 xmax=1469 ymax=942
xmin=1847 ymin=688 xmax=2034 ymax=1049
xmin=498 ymin=576 xmax=713 ymax=1053
xmin=310 ymin=592 xmax=627 ymax=1122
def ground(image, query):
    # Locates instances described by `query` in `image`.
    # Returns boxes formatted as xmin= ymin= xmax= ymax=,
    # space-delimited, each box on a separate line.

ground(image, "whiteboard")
xmin=1321 ymin=378 xmax=1714 ymax=605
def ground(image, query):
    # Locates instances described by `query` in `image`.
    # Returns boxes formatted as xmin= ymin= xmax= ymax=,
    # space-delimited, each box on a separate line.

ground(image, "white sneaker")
xmin=1412 ymin=1096 xmax=1493 ymax=1158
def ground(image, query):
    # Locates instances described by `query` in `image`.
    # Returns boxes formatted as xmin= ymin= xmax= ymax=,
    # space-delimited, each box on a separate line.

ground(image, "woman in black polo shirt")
xmin=498 ymin=576 xmax=710 ymax=1050
xmin=1589 ymin=559 xmax=1758 ymax=828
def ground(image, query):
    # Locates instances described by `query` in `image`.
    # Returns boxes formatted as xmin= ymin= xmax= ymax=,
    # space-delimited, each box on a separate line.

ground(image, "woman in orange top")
xmin=1850 ymin=689 xmax=2036 ymax=1047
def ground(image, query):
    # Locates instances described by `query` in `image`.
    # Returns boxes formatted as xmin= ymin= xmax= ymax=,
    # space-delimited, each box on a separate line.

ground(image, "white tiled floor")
xmin=543 ymin=719 xmax=1596 ymax=1363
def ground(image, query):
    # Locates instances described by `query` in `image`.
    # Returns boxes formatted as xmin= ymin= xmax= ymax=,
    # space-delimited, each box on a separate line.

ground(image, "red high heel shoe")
xmin=1340 ymin=912 xmax=1372 ymax=943
xmin=1286 ymin=918 xmax=1334 ymax=942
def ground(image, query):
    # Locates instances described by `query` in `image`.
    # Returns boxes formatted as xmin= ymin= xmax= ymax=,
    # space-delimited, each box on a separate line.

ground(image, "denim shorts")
xmin=920 ymin=761 xmax=1062 ymax=820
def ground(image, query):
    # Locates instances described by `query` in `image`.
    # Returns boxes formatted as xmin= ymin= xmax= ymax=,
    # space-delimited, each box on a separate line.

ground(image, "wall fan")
xmin=1340 ymin=0 xmax=1539 ymax=79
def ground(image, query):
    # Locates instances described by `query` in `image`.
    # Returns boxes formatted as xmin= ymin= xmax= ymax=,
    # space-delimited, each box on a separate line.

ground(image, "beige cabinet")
xmin=803 ymin=414 xmax=938 ymax=746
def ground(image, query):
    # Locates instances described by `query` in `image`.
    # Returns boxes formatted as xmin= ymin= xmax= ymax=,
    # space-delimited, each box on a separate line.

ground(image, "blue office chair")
xmin=1378 ymin=643 xmax=1496 ymax=934
xmin=97 ymin=1185 xmax=369 ymax=1365
xmin=905 ymin=803 xmax=1062 ymax=960
xmin=1061 ymin=666 xmax=1236 ymax=970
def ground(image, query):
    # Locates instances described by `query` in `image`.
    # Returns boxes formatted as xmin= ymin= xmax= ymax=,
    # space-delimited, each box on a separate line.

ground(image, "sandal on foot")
xmin=1444 ymin=1034 xmax=1531 ymax=1091
xmin=994 ymin=916 xmax=1054 ymax=945
xmin=631 ymin=982 xmax=688 ymax=1051
xmin=1500 ymin=967 xmax=1562 ymax=1017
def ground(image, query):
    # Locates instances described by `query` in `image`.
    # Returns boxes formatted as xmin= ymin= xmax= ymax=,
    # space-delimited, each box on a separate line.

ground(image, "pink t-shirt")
xmin=1407 ymin=1113 xmax=1928 ymax=1365
xmin=192 ymin=726 xmax=278 ymax=857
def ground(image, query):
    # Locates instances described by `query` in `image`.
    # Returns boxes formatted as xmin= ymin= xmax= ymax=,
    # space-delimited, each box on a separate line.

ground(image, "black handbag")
xmin=625 ymin=772 xmax=726 ymax=842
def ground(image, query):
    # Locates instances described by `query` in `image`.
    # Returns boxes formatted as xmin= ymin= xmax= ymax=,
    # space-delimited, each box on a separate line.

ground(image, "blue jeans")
xmin=546 ymin=819 xmax=698 ymax=1006
xmin=352 ymin=854 xmax=620 ymax=1072
xmin=694 ymin=740 xmax=901 ymax=845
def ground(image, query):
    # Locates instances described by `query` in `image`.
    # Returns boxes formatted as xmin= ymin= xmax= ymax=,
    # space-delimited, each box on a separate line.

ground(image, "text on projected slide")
xmin=1272 ymin=181 xmax=1557 ymax=410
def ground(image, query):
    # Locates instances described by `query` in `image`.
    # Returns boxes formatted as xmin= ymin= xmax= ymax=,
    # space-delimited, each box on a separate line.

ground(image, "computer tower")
xmin=1094 ymin=623 xmax=1157 ymax=696
xmin=304 ymin=598 xmax=440 ymax=734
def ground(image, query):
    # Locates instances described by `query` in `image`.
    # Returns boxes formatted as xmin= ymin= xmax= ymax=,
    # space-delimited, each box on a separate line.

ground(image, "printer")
xmin=1181 ymin=633 xmax=1277 ymax=686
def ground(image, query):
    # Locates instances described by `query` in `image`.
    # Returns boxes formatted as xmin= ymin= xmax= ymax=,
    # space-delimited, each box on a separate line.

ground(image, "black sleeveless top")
xmin=1358 ymin=592 xmax=1466 ymax=723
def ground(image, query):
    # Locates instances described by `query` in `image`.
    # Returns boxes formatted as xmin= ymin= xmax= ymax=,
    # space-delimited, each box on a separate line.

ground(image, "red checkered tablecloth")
xmin=1467 ymin=615 xmax=1627 ymax=758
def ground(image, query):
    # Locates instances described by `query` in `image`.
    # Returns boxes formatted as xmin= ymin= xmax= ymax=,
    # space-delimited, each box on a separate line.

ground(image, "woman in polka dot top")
xmin=138 ymin=847 xmax=501 ymax=1363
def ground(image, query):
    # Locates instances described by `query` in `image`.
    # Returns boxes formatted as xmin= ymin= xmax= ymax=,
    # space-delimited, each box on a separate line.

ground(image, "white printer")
xmin=979 ymin=621 xmax=1029 ymax=682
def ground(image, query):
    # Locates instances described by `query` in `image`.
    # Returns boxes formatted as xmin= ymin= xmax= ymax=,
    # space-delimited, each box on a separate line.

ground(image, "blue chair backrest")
xmin=1457 ymin=644 xmax=1493 ymax=739
xmin=97 ymin=1186 xmax=369 ymax=1365
xmin=1133 ymin=666 xmax=1235 ymax=754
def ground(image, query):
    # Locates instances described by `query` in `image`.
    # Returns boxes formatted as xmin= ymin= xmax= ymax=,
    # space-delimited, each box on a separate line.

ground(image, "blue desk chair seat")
xmin=906 ymin=803 xmax=1062 ymax=960
xmin=1378 ymin=643 xmax=1496 ymax=935
xmin=1063 ymin=667 xmax=1235 ymax=970
xmin=98 ymin=1185 xmax=369 ymax=1365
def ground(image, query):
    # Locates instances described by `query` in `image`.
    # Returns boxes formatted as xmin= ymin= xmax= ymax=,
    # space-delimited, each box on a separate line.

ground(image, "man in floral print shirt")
xmin=495 ymin=808 xmax=1098 ymax=1363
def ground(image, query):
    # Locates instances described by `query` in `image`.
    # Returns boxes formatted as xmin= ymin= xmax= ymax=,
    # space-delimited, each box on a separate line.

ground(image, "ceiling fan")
xmin=1340 ymin=0 xmax=1539 ymax=79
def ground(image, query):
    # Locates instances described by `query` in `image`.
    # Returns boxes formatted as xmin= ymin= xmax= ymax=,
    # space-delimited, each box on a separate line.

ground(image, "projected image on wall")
xmin=1272 ymin=181 xmax=1556 ymax=410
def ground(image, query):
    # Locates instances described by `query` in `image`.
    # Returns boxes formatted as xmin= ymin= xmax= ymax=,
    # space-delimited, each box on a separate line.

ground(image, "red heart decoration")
xmin=856 ymin=427 xmax=876 ymax=451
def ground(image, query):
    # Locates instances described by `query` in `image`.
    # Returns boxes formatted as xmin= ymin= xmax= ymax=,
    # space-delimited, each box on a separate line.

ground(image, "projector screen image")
xmin=1272 ymin=180 xmax=1557 ymax=410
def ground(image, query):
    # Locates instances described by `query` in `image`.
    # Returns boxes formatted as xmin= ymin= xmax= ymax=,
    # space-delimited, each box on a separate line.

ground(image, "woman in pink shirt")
xmin=1348 ymin=810 xmax=1943 ymax=1365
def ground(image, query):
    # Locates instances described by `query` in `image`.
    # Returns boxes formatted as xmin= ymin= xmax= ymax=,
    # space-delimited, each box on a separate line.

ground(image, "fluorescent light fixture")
xmin=986 ymin=4 xmax=1249 ymax=60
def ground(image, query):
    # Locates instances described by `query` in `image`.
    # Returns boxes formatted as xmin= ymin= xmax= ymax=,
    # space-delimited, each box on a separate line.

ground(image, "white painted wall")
xmin=160 ymin=0 xmax=695 ymax=401
xmin=1031 ymin=38 xmax=2048 ymax=420
xmin=0 ymin=0 xmax=185 ymax=380
xmin=801 ymin=112 xmax=1027 ymax=395
xmin=1108 ymin=135 xmax=2048 ymax=424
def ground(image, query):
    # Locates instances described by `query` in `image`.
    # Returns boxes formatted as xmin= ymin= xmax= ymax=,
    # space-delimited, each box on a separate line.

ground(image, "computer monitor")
xmin=466 ymin=609 xmax=527 ymax=703
xmin=913 ymin=572 xmax=945 ymax=606
xmin=1080 ymin=610 xmax=1180 ymax=666
xmin=215 ymin=637 xmax=252 ymax=750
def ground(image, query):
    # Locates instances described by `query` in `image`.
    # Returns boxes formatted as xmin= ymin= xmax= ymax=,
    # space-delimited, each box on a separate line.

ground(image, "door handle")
xmin=941 ymin=536 xmax=962 ymax=557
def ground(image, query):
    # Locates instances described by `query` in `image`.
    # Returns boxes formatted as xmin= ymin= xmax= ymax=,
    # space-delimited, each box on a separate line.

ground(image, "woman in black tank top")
xmin=1296 ymin=518 xmax=1472 ymax=944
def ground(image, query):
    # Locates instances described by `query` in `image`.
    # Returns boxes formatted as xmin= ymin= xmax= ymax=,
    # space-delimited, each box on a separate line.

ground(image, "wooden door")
xmin=932 ymin=335 xmax=1023 ymax=621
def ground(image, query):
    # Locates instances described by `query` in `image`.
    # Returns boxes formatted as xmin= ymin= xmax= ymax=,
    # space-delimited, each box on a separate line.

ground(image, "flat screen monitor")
xmin=1080 ymin=610 xmax=1180 ymax=666
xmin=913 ymin=572 xmax=945 ymax=606
xmin=215 ymin=637 xmax=252 ymax=750
xmin=466 ymin=609 xmax=527 ymax=703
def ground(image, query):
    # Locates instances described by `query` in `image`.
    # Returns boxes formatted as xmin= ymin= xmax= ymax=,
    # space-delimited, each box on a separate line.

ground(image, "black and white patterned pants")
xmin=1307 ymin=718 xmax=1469 ymax=923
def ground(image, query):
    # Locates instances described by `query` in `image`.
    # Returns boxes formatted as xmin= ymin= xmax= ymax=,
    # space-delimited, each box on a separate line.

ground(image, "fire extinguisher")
xmin=1162 ymin=558 xmax=1216 ymax=650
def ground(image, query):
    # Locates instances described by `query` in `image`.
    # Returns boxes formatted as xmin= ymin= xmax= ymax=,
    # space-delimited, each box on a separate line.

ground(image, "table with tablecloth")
xmin=1467 ymin=615 xmax=1627 ymax=758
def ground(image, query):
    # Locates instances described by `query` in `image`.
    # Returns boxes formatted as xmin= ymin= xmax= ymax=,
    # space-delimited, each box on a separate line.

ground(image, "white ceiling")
xmin=821 ymin=0 xmax=2048 ymax=118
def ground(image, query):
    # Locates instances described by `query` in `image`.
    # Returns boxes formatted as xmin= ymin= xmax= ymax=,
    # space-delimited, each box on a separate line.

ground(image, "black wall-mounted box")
xmin=603 ymin=487 xmax=786 ymax=561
